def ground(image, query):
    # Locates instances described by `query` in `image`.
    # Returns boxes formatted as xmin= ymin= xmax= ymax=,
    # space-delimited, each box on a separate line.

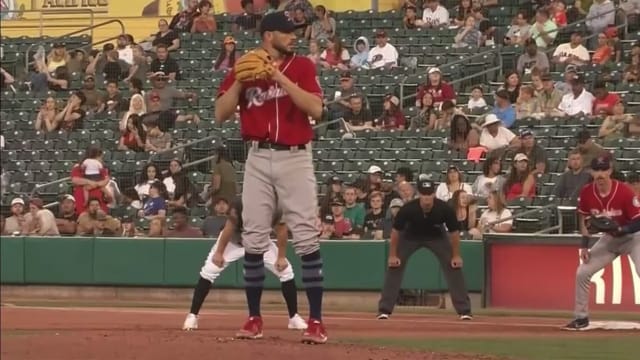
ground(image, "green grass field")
xmin=348 ymin=337 xmax=639 ymax=360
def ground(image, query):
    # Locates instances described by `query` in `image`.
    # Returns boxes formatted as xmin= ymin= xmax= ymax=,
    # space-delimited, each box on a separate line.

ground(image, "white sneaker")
xmin=182 ymin=313 xmax=198 ymax=330
xmin=288 ymin=314 xmax=308 ymax=330
xmin=376 ymin=313 xmax=390 ymax=320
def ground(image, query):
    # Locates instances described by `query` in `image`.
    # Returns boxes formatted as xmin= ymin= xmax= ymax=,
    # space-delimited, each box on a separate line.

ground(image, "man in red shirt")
xmin=565 ymin=155 xmax=640 ymax=330
xmin=214 ymin=11 xmax=327 ymax=344
xmin=591 ymin=81 xmax=620 ymax=116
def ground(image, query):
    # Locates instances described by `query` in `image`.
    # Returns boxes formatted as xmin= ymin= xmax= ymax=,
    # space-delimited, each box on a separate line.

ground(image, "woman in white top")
xmin=470 ymin=190 xmax=513 ymax=239
xmin=435 ymin=165 xmax=473 ymax=202
xmin=120 ymin=94 xmax=147 ymax=132
xmin=134 ymin=163 xmax=163 ymax=201
xmin=471 ymin=153 xmax=505 ymax=198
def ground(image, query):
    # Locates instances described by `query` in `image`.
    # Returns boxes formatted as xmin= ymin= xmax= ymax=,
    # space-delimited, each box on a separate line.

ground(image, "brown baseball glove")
xmin=234 ymin=49 xmax=274 ymax=82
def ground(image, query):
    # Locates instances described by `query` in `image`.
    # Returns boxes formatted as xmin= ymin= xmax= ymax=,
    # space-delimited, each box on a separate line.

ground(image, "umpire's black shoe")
xmin=563 ymin=317 xmax=589 ymax=331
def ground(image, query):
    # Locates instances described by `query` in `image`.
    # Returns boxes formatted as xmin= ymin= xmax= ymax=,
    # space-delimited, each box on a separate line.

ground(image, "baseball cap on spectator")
xmin=102 ymin=43 xmax=115 ymax=52
xmin=85 ymin=74 xmax=95 ymax=81
xmin=520 ymin=129 xmax=535 ymax=138
xmin=482 ymin=114 xmax=501 ymax=127
xmin=605 ymin=27 xmax=618 ymax=38
xmin=570 ymin=73 xmax=585 ymax=85
xmin=495 ymin=89 xmax=511 ymax=101
xmin=428 ymin=67 xmax=441 ymax=74
xmin=223 ymin=36 xmax=237 ymax=45
xmin=576 ymin=129 xmax=592 ymax=144
xmin=591 ymin=155 xmax=612 ymax=171
xmin=324 ymin=214 xmax=335 ymax=224
xmin=384 ymin=94 xmax=400 ymax=107
xmin=368 ymin=165 xmax=383 ymax=174
xmin=62 ymin=194 xmax=76 ymax=203
xmin=328 ymin=176 xmax=342 ymax=184
xmin=417 ymin=179 xmax=435 ymax=195
xmin=330 ymin=197 xmax=345 ymax=206
xmin=30 ymin=198 xmax=44 ymax=209
xmin=565 ymin=65 xmax=578 ymax=74
xmin=340 ymin=71 xmax=352 ymax=80
xmin=11 ymin=198 xmax=25 ymax=206
xmin=375 ymin=30 xmax=387 ymax=38
xmin=514 ymin=153 xmax=529 ymax=162
xmin=448 ymin=164 xmax=459 ymax=172
xmin=260 ymin=11 xmax=296 ymax=34
xmin=52 ymin=42 xmax=65 ymax=49
xmin=541 ymin=73 xmax=553 ymax=82
xmin=390 ymin=198 xmax=404 ymax=208
xmin=121 ymin=215 xmax=133 ymax=223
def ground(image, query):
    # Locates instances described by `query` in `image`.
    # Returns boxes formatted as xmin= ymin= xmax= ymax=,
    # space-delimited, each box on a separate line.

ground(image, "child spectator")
xmin=471 ymin=190 xmax=512 ymax=239
xmin=350 ymin=37 xmax=370 ymax=69
xmin=81 ymin=147 xmax=114 ymax=207
xmin=363 ymin=191 xmax=386 ymax=240
xmin=467 ymin=86 xmax=487 ymax=110
xmin=140 ymin=181 xmax=167 ymax=218
xmin=319 ymin=36 xmax=350 ymax=70
xmin=552 ymin=1 xmax=567 ymax=27
xmin=320 ymin=197 xmax=355 ymax=239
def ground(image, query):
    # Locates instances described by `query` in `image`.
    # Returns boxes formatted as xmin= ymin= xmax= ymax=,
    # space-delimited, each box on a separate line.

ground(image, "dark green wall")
xmin=0 ymin=237 xmax=484 ymax=292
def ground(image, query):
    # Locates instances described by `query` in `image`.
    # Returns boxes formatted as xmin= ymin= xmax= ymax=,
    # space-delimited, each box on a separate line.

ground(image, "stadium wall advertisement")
xmin=485 ymin=236 xmax=640 ymax=312
xmin=1 ymin=0 xmax=398 ymax=20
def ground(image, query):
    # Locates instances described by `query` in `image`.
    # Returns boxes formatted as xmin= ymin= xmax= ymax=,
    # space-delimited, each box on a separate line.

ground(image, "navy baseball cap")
xmin=259 ymin=11 xmax=296 ymax=34
xmin=591 ymin=155 xmax=611 ymax=171
xmin=417 ymin=180 xmax=435 ymax=195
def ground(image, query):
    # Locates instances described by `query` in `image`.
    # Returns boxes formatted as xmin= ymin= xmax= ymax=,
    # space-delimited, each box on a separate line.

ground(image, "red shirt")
xmin=505 ymin=180 xmax=536 ymax=201
xmin=592 ymin=93 xmax=620 ymax=116
xmin=416 ymin=81 xmax=456 ymax=108
xmin=554 ymin=11 xmax=567 ymax=27
xmin=218 ymin=54 xmax=322 ymax=145
xmin=376 ymin=110 xmax=406 ymax=129
xmin=71 ymin=164 xmax=109 ymax=216
xmin=578 ymin=180 xmax=640 ymax=227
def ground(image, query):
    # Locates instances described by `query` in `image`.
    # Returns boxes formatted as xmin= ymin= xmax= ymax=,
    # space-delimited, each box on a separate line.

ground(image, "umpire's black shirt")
xmin=392 ymin=198 xmax=460 ymax=240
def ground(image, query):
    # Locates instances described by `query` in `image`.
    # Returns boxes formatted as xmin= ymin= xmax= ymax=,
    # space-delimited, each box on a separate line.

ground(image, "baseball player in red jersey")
xmin=564 ymin=155 xmax=640 ymax=330
xmin=214 ymin=11 xmax=327 ymax=344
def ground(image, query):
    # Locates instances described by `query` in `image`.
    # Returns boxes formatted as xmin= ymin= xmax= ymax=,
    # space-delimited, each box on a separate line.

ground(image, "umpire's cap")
xmin=260 ymin=11 xmax=296 ymax=35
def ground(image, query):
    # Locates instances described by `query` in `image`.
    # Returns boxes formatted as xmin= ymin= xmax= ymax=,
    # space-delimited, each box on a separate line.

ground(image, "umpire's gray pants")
xmin=378 ymin=236 xmax=471 ymax=315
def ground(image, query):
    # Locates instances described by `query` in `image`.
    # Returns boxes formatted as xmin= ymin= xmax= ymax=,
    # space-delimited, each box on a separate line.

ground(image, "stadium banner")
xmin=1 ymin=0 xmax=398 ymax=20
xmin=484 ymin=235 xmax=640 ymax=312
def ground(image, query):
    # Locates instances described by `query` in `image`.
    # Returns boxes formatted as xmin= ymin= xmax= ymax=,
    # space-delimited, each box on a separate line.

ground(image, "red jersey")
xmin=218 ymin=54 xmax=322 ymax=145
xmin=578 ymin=180 xmax=640 ymax=227
xmin=592 ymin=93 xmax=620 ymax=116
xmin=70 ymin=164 xmax=109 ymax=216
xmin=416 ymin=81 xmax=456 ymax=108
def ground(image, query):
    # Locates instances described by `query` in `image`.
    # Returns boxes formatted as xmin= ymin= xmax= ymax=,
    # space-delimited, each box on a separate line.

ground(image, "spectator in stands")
xmin=624 ymin=48 xmax=640 ymax=83
xmin=144 ymin=119 xmax=172 ymax=152
xmin=504 ymin=153 xmax=536 ymax=200
xmin=471 ymin=153 xmax=504 ymax=198
xmin=319 ymin=176 xmax=343 ymax=218
xmin=85 ymin=45 xmax=112 ymax=77
xmin=449 ymin=189 xmax=477 ymax=234
xmin=149 ymin=44 xmax=180 ymax=80
xmin=538 ymin=73 xmax=563 ymax=114
xmin=552 ymin=0 xmax=568 ymax=27
xmin=2 ymin=198 xmax=32 ymax=235
xmin=118 ymin=114 xmax=146 ymax=152
xmin=472 ymin=190 xmax=512 ymax=239
xmin=367 ymin=31 xmax=399 ymax=69
xmin=71 ymin=146 xmax=110 ymax=215
xmin=353 ymin=178 xmax=370 ymax=206
xmin=116 ymin=34 xmax=134 ymax=66
xmin=205 ymin=146 xmax=237 ymax=205
xmin=54 ymin=91 xmax=86 ymax=132
xmin=191 ymin=0 xmax=217 ymax=33
xmin=504 ymin=11 xmax=531 ymax=46
xmin=599 ymin=101 xmax=635 ymax=141
xmin=627 ymin=172 xmax=640 ymax=197
xmin=233 ymin=0 xmax=261 ymax=33
xmin=436 ymin=165 xmax=473 ymax=202
xmin=291 ymin=8 xmax=309 ymax=37
xmin=27 ymin=198 xmax=59 ymax=236
xmin=396 ymin=181 xmax=417 ymax=204
xmin=55 ymin=194 xmax=77 ymax=235
xmin=80 ymin=146 xmax=114 ymax=209
xmin=403 ymin=4 xmax=420 ymax=29
xmin=448 ymin=114 xmax=480 ymax=152
xmin=432 ymin=100 xmax=457 ymax=130
xmin=202 ymin=197 xmax=229 ymax=237
xmin=514 ymin=129 xmax=548 ymax=174
xmin=319 ymin=36 xmax=350 ymax=70
xmin=498 ymin=71 xmax=521 ymax=105
xmin=586 ymin=0 xmax=615 ymax=46
xmin=124 ymin=45 xmax=149 ymax=83
xmin=66 ymin=49 xmax=87 ymax=74
xmin=102 ymin=50 xmax=123 ymax=83
xmin=166 ymin=206 xmax=203 ymax=237
xmin=592 ymin=33 xmax=613 ymax=65
xmin=554 ymin=150 xmax=592 ymax=199
xmin=492 ymin=90 xmax=516 ymax=128
xmin=145 ymin=75 xmax=196 ymax=112
xmin=454 ymin=15 xmax=481 ymax=48
xmin=148 ymin=19 xmax=181 ymax=52
xmin=343 ymin=95 xmax=374 ymax=131
xmin=466 ymin=86 xmax=487 ymax=111
xmin=119 ymin=216 xmax=139 ymax=237
xmin=516 ymin=39 xmax=550 ymax=75
xmin=31 ymin=58 xmax=69 ymax=93
xmin=479 ymin=114 xmax=520 ymax=152
xmin=327 ymin=71 xmax=366 ymax=119
xmin=374 ymin=95 xmax=405 ymax=129
xmin=306 ymin=40 xmax=322 ymax=65
xmin=410 ymin=93 xmax=437 ymax=130
xmin=280 ymin=0 xmax=314 ymax=20
xmin=77 ymin=198 xmax=121 ymax=235
xmin=515 ymin=86 xmax=541 ymax=119
xmin=141 ymin=181 xmax=167 ymax=218
xmin=321 ymin=197 xmax=357 ymax=240
xmin=416 ymin=67 xmax=456 ymax=108
xmin=557 ymin=74 xmax=594 ymax=116
xmin=350 ymin=37 xmax=370 ymax=69
xmin=452 ymin=0 xmax=473 ymax=27
xmin=135 ymin=163 xmax=162 ymax=200
xmin=343 ymin=184 xmax=366 ymax=232
xmin=164 ymin=159 xmax=196 ymax=208
xmin=591 ymin=81 xmax=620 ymax=116
xmin=363 ymin=191 xmax=386 ymax=240
xmin=575 ymin=130 xmax=608 ymax=169
xmin=147 ymin=217 xmax=166 ymax=237
xmin=212 ymin=36 xmax=238 ymax=71
xmin=472 ymin=6 xmax=495 ymax=46
xmin=120 ymin=94 xmax=147 ymax=131
xmin=169 ymin=0 xmax=199 ymax=32
xmin=121 ymin=188 xmax=143 ymax=210
xmin=530 ymin=70 xmax=544 ymax=95
xmin=0 ymin=66 xmax=15 ymax=88
xmin=401 ymin=0 xmax=423 ymax=11
xmin=552 ymin=32 xmax=590 ymax=67
xmin=81 ymin=74 xmax=103 ymax=113
xmin=421 ymin=0 xmax=449 ymax=28
xmin=383 ymin=198 xmax=403 ymax=238
xmin=306 ymin=5 xmax=335 ymax=41
xmin=101 ymin=80 xmax=123 ymax=113
xmin=530 ymin=8 xmax=558 ymax=49
xmin=46 ymin=43 xmax=69 ymax=73
xmin=35 ymin=96 xmax=58 ymax=132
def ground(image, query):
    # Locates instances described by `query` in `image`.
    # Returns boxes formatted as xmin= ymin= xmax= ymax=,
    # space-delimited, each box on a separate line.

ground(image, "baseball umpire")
xmin=377 ymin=177 xmax=473 ymax=320
xmin=564 ymin=155 xmax=640 ymax=330
xmin=214 ymin=11 xmax=327 ymax=344
xmin=182 ymin=198 xmax=308 ymax=332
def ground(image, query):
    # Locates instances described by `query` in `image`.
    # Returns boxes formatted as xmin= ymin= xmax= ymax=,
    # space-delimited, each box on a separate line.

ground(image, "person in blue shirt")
xmin=141 ymin=181 xmax=167 ymax=218
xmin=493 ymin=90 xmax=517 ymax=128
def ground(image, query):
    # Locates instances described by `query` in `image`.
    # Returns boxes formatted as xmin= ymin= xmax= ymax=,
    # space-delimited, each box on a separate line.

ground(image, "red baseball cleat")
xmin=235 ymin=316 xmax=263 ymax=339
xmin=301 ymin=318 xmax=327 ymax=344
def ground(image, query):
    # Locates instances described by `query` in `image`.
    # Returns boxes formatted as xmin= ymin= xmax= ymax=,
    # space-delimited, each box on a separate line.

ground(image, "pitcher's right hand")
xmin=212 ymin=252 xmax=225 ymax=268
xmin=388 ymin=255 xmax=401 ymax=268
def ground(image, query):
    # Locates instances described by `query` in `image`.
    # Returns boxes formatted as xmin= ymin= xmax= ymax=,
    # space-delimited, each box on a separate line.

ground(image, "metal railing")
xmin=147 ymin=134 xmax=220 ymax=163
xmin=481 ymin=202 xmax=559 ymax=238
xmin=24 ymin=19 xmax=126 ymax=71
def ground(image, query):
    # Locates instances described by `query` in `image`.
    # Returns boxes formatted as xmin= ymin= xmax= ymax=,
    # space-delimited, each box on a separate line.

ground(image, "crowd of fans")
xmin=1 ymin=0 xmax=640 ymax=239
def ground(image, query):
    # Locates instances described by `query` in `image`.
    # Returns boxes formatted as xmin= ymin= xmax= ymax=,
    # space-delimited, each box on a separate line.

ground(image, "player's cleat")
xmin=376 ymin=313 xmax=390 ymax=320
xmin=459 ymin=313 xmax=473 ymax=321
xmin=182 ymin=313 xmax=198 ymax=330
xmin=288 ymin=314 xmax=308 ymax=330
xmin=301 ymin=318 xmax=327 ymax=344
xmin=235 ymin=316 xmax=263 ymax=339
xmin=563 ymin=317 xmax=589 ymax=331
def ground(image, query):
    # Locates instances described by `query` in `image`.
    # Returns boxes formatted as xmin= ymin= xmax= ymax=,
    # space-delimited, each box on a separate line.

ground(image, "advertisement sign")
xmin=487 ymin=243 xmax=640 ymax=311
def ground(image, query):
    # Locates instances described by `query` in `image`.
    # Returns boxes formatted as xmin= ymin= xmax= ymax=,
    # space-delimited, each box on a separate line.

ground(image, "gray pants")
xmin=378 ymin=236 xmax=471 ymax=315
xmin=241 ymin=145 xmax=319 ymax=256
xmin=574 ymin=232 xmax=640 ymax=318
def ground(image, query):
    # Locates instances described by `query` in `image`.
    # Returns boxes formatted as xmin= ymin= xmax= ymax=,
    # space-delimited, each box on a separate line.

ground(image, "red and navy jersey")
xmin=578 ymin=180 xmax=640 ymax=227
